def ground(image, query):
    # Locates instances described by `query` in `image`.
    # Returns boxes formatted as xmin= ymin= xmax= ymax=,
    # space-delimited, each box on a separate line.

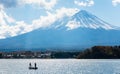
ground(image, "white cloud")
xmin=19 ymin=0 xmax=57 ymax=10
xmin=0 ymin=9 xmax=33 ymax=39
xmin=0 ymin=10 xmax=7 ymax=26
xmin=0 ymin=9 xmax=15 ymax=26
xmin=0 ymin=0 xmax=57 ymax=10
xmin=2 ymin=11 xmax=15 ymax=23
xmin=0 ymin=4 xmax=4 ymax=10
xmin=0 ymin=0 xmax=80 ymax=39
xmin=31 ymin=7 xmax=79 ymax=30
xmin=112 ymin=0 xmax=120 ymax=6
xmin=74 ymin=0 xmax=94 ymax=7
xmin=66 ymin=20 xmax=81 ymax=30
xmin=0 ymin=7 xmax=79 ymax=39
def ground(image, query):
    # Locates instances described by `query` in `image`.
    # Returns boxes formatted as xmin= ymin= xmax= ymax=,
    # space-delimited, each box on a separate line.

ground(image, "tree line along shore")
xmin=77 ymin=45 xmax=120 ymax=59
xmin=0 ymin=45 xmax=120 ymax=59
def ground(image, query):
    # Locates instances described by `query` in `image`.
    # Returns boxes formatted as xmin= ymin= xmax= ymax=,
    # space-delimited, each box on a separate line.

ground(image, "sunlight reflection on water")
xmin=0 ymin=59 xmax=120 ymax=74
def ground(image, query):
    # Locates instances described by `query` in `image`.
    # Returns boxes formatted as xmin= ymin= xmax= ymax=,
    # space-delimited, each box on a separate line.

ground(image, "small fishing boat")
xmin=29 ymin=66 xmax=38 ymax=70
xmin=29 ymin=63 xmax=38 ymax=70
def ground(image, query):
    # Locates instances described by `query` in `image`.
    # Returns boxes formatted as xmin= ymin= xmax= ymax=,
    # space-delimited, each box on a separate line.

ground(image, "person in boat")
xmin=29 ymin=63 xmax=32 ymax=67
xmin=35 ymin=63 xmax=36 ymax=68
xmin=29 ymin=62 xmax=38 ymax=70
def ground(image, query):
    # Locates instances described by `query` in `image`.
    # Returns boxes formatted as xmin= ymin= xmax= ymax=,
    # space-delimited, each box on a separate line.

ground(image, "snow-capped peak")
xmin=66 ymin=10 xmax=116 ymax=30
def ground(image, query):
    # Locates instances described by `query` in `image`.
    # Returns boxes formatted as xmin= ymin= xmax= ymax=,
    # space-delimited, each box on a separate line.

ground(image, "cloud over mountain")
xmin=0 ymin=0 xmax=57 ymax=10
xmin=0 ymin=0 xmax=120 ymax=39
xmin=74 ymin=0 xmax=94 ymax=7
xmin=112 ymin=0 xmax=120 ymax=6
xmin=20 ymin=0 xmax=57 ymax=10
xmin=0 ymin=7 xmax=79 ymax=39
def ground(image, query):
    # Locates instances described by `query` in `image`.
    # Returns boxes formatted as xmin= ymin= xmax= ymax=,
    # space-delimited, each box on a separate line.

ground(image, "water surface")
xmin=0 ymin=59 xmax=119 ymax=74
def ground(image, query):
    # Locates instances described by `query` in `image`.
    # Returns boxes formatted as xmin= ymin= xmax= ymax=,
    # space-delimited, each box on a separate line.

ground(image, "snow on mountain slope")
xmin=66 ymin=10 xmax=116 ymax=30
xmin=49 ymin=10 xmax=117 ymax=31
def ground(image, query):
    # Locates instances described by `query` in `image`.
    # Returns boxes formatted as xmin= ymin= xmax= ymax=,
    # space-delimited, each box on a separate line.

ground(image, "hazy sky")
xmin=0 ymin=0 xmax=120 ymax=39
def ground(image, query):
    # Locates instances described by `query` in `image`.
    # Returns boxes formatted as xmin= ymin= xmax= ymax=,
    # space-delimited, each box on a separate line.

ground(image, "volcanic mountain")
xmin=0 ymin=10 xmax=120 ymax=51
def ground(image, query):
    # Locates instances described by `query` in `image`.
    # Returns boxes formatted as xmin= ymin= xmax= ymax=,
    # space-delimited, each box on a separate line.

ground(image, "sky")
xmin=0 ymin=0 xmax=120 ymax=39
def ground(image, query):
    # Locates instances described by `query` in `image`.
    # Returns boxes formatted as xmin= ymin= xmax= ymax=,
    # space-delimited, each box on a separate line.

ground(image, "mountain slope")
xmin=0 ymin=10 xmax=120 ymax=51
xmin=52 ymin=10 xmax=117 ymax=30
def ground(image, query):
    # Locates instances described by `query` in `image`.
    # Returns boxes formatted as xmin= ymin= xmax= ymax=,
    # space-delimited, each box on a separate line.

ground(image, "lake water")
xmin=0 ymin=59 xmax=119 ymax=74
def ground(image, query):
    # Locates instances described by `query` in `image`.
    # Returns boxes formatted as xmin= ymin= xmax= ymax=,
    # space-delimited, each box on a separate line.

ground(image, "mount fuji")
xmin=0 ymin=10 xmax=120 ymax=51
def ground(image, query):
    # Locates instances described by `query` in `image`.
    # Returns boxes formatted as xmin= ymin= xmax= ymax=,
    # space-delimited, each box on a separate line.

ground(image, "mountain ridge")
xmin=0 ymin=10 xmax=120 ymax=51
